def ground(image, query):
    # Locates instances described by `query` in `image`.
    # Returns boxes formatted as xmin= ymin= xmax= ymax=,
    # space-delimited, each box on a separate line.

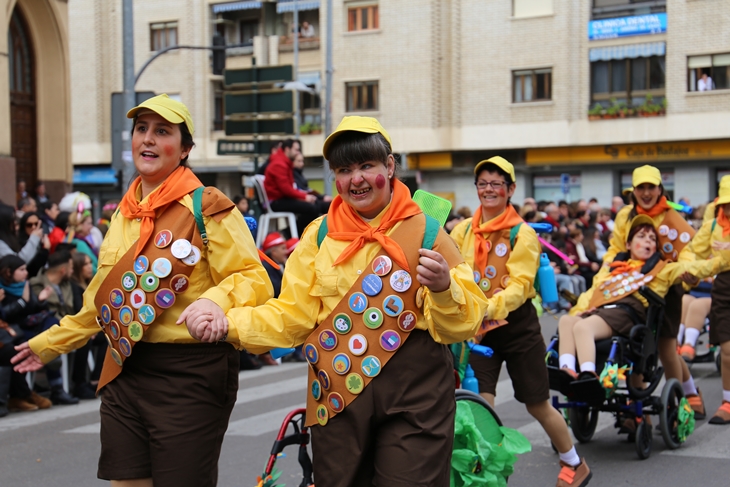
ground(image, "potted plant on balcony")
xmin=588 ymin=103 xmax=604 ymax=121
xmin=300 ymin=122 xmax=312 ymax=135
xmin=309 ymin=124 xmax=322 ymax=135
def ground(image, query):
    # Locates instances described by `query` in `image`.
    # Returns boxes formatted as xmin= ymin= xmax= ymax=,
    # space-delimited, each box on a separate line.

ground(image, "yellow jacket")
xmin=29 ymin=191 xmax=273 ymax=364
xmin=687 ymin=217 xmax=730 ymax=259
xmin=450 ymin=217 xmax=539 ymax=321
xmin=703 ymin=201 xmax=716 ymax=224
xmin=227 ymin=210 xmax=488 ymax=354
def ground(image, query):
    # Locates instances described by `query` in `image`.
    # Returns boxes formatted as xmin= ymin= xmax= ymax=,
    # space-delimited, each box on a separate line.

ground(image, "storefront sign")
xmin=588 ymin=13 xmax=667 ymax=41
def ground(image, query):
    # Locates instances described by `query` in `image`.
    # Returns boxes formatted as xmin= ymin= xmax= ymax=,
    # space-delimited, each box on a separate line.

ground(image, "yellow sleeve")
xmin=686 ymin=219 xmax=713 ymax=260
xmin=449 ymin=218 xmax=471 ymax=249
xmin=661 ymin=252 xmax=730 ymax=286
xmin=487 ymin=224 xmax=540 ymax=321
xmin=703 ymin=202 xmax=716 ymax=223
xmin=603 ymin=206 xmax=631 ymax=265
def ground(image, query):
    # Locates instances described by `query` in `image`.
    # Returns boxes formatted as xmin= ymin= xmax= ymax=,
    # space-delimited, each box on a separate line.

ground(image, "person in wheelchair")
xmin=557 ymin=215 xmax=730 ymax=385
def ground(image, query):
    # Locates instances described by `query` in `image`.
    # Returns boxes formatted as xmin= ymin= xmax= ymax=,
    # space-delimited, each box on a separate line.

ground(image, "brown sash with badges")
xmin=472 ymin=228 xmax=514 ymax=340
xmin=655 ymin=209 xmax=694 ymax=262
xmin=587 ymin=260 xmax=666 ymax=310
xmin=303 ymin=214 xmax=429 ymax=428
xmin=94 ymin=189 xmax=234 ymax=392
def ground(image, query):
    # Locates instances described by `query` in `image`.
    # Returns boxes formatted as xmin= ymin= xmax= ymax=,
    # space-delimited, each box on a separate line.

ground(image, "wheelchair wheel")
xmin=659 ymin=378 xmax=683 ymax=450
xmin=567 ymin=407 xmax=599 ymax=443
xmin=694 ymin=325 xmax=712 ymax=361
xmin=635 ymin=420 xmax=652 ymax=459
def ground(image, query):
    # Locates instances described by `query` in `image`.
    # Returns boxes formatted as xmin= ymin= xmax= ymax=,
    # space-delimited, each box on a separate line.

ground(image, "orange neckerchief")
xmin=119 ymin=166 xmax=203 ymax=256
xmin=635 ymin=196 xmax=672 ymax=218
xmin=609 ymin=259 xmax=644 ymax=276
xmin=717 ymin=208 xmax=730 ymax=237
xmin=471 ymin=205 xmax=524 ymax=275
xmin=326 ymin=179 xmax=422 ymax=271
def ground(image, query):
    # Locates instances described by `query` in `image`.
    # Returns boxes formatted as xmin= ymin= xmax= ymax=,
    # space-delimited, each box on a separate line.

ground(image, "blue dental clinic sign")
xmin=588 ymin=13 xmax=666 ymax=40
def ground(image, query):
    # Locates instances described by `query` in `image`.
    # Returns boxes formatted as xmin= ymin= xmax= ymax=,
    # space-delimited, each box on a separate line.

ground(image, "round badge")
xmin=128 ymin=321 xmax=144 ymax=342
xmin=121 ymin=271 xmax=137 ymax=292
xmin=473 ymin=271 xmax=480 ymax=283
xmin=137 ymin=304 xmax=156 ymax=325
xmin=618 ymin=288 xmax=626 ymax=296
xmin=397 ymin=310 xmax=417 ymax=332
xmin=318 ymin=370 xmax=331 ymax=390
xmin=318 ymin=329 xmax=338 ymax=351
xmin=130 ymin=289 xmax=146 ymax=309
xmin=361 ymin=274 xmax=383 ymax=297
xmin=316 ymin=404 xmax=328 ymax=426
xmin=658 ymin=225 xmax=669 ymax=236
xmin=644 ymin=275 xmax=654 ymax=283
xmin=621 ymin=279 xmax=629 ymax=287
xmin=95 ymin=316 xmax=105 ymax=330
xmin=662 ymin=242 xmax=674 ymax=254
xmin=348 ymin=334 xmax=368 ymax=356
xmin=104 ymin=333 xmax=113 ymax=349
xmin=304 ymin=344 xmax=319 ymax=364
xmin=152 ymin=258 xmax=173 ymax=279
xmin=171 ymin=239 xmax=193 ymax=259
xmin=155 ymin=289 xmax=176 ymax=309
xmin=118 ymin=306 xmax=134 ymax=326
xmin=109 ymin=289 xmax=124 ymax=309
xmin=679 ymin=232 xmax=691 ymax=244
xmin=346 ymin=373 xmax=364 ymax=395
xmin=668 ymin=229 xmax=678 ymax=241
xmin=118 ymin=337 xmax=132 ymax=357
xmin=363 ymin=308 xmax=384 ymax=329
xmin=495 ymin=243 xmax=508 ymax=258
xmin=333 ymin=313 xmax=353 ymax=334
xmin=170 ymin=274 xmax=190 ymax=294
xmin=501 ymin=275 xmax=510 ymax=288
xmin=100 ymin=304 xmax=112 ymax=324
xmin=372 ymin=255 xmax=393 ymax=276
xmin=109 ymin=321 xmax=121 ymax=340
xmin=182 ymin=246 xmax=201 ymax=266
xmin=479 ymin=278 xmax=491 ymax=292
xmin=327 ymin=392 xmax=345 ymax=413
xmin=140 ymin=272 xmax=160 ymax=292
xmin=389 ymin=270 xmax=413 ymax=293
xmin=382 ymin=295 xmax=404 ymax=317
xmin=380 ymin=330 xmax=401 ymax=352
xmin=361 ymin=355 xmax=382 ymax=378
xmin=154 ymin=230 xmax=173 ymax=249
xmin=484 ymin=265 xmax=497 ymax=279
xmin=311 ymin=379 xmax=322 ymax=400
xmin=133 ymin=255 xmax=149 ymax=275
xmin=348 ymin=292 xmax=368 ymax=314
xmin=332 ymin=354 xmax=351 ymax=375
xmin=110 ymin=348 xmax=123 ymax=367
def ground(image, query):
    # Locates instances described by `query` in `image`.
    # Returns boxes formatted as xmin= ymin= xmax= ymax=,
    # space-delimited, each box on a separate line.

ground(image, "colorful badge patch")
xmin=332 ymin=354 xmax=351 ymax=375
xmin=679 ymin=232 xmax=691 ymax=244
xmin=495 ymin=243 xmax=508 ymax=258
xmin=346 ymin=373 xmax=364 ymax=395
xmin=304 ymin=344 xmax=319 ymax=364
xmin=364 ymin=308 xmax=384 ymax=329
xmin=479 ymin=279 xmax=491 ymax=292
xmin=348 ymin=292 xmax=368 ymax=314
xmin=118 ymin=337 xmax=132 ymax=357
xmin=658 ymin=225 xmax=669 ymax=236
xmin=109 ymin=289 xmax=124 ymax=309
xmin=154 ymin=230 xmax=173 ymax=249
xmin=327 ymin=392 xmax=345 ymax=413
xmin=171 ymin=239 xmax=192 ymax=259
xmin=182 ymin=246 xmax=201 ymax=266
xmin=110 ymin=348 xmax=123 ymax=367
xmin=362 ymin=274 xmax=383 ymax=297
xmin=484 ymin=265 xmax=497 ymax=279
xmin=311 ymin=379 xmax=322 ymax=400
xmin=662 ymin=242 xmax=673 ymax=254
xmin=134 ymin=255 xmax=149 ymax=275
xmin=128 ymin=322 xmax=144 ymax=342
xmin=100 ymin=304 xmax=112 ymax=324
xmin=170 ymin=274 xmax=190 ymax=294
xmin=109 ymin=321 xmax=121 ymax=340
xmin=152 ymin=258 xmax=173 ymax=278
xmin=397 ymin=310 xmax=417 ymax=332
xmin=492 ymin=287 xmax=504 ymax=295
xmin=121 ymin=271 xmax=137 ymax=292
xmin=316 ymin=404 xmax=328 ymax=426
xmin=501 ymin=275 xmax=511 ymax=288
xmin=473 ymin=271 xmax=481 ymax=283
xmin=485 ymin=241 xmax=492 ymax=253
xmin=137 ymin=304 xmax=156 ymax=325
xmin=668 ymin=228 xmax=678 ymax=241
xmin=155 ymin=289 xmax=176 ymax=309
xmin=348 ymin=334 xmax=368 ymax=356
xmin=130 ymin=289 xmax=146 ymax=309
xmin=318 ymin=329 xmax=338 ymax=351
xmin=389 ymin=270 xmax=412 ymax=293
xmin=140 ymin=272 xmax=160 ymax=292
xmin=118 ymin=306 xmax=134 ymax=326
xmin=372 ymin=255 xmax=393 ymax=276
xmin=361 ymin=355 xmax=382 ymax=378
xmin=333 ymin=313 xmax=353 ymax=334
xmin=318 ymin=370 xmax=331 ymax=390
xmin=380 ymin=330 xmax=401 ymax=352
xmin=383 ymin=295 xmax=404 ymax=317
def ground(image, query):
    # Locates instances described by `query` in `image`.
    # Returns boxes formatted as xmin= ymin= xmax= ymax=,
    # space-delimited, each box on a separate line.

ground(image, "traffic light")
xmin=212 ymin=34 xmax=225 ymax=75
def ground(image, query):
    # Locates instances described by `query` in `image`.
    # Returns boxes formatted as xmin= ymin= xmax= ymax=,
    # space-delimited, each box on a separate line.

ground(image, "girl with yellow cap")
xmin=13 ymin=94 xmax=273 ymax=487
xmin=450 ymin=157 xmax=591 ymax=487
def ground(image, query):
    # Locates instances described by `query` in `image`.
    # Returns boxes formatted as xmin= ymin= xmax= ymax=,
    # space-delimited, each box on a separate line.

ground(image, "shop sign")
xmin=588 ymin=13 xmax=666 ymax=41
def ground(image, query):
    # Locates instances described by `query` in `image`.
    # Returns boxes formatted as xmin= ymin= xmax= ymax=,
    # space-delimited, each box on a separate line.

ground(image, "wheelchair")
xmin=546 ymin=287 xmax=688 ymax=459
xmin=685 ymin=317 xmax=721 ymax=375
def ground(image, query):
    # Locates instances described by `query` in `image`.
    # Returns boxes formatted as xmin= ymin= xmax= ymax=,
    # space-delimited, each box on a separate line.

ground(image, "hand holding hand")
xmin=416 ymin=248 xmax=451 ymax=293
xmin=679 ymin=272 xmax=699 ymax=286
xmin=712 ymin=240 xmax=730 ymax=251
xmin=11 ymin=342 xmax=44 ymax=373
xmin=177 ymin=298 xmax=228 ymax=343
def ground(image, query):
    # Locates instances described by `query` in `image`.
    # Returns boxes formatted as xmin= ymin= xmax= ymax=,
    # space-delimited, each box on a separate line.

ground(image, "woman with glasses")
xmin=0 ymin=204 xmax=45 ymax=265
xmin=450 ymin=157 xmax=592 ymax=487
xmin=18 ymin=212 xmax=51 ymax=278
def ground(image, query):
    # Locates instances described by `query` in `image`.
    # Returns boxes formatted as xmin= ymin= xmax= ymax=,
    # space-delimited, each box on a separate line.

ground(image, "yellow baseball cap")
xmin=474 ymin=156 xmax=516 ymax=182
xmin=716 ymin=175 xmax=730 ymax=205
xmin=629 ymin=214 xmax=656 ymax=232
xmin=127 ymin=94 xmax=195 ymax=136
xmin=322 ymin=116 xmax=392 ymax=160
xmin=632 ymin=165 xmax=662 ymax=187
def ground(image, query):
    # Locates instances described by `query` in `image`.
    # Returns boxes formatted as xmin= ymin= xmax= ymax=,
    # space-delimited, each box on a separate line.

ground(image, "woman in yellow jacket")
xmin=13 ymin=95 xmax=273 ymax=487
xmin=450 ymin=157 xmax=591 ymax=487
xmin=185 ymin=116 xmax=488 ymax=487
xmin=602 ymin=165 xmax=706 ymax=418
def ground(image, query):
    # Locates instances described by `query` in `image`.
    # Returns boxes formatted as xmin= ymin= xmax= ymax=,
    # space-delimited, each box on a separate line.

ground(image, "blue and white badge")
xmin=362 ymin=274 xmax=383 ymax=297
xmin=484 ymin=265 xmax=497 ymax=279
xmin=304 ymin=343 xmax=319 ymax=364
xmin=311 ymin=379 xmax=322 ymax=400
xmin=100 ymin=304 xmax=112 ymax=324
xmin=473 ymin=271 xmax=481 ymax=283
xmin=134 ymin=255 xmax=149 ymax=275
xmin=152 ymin=258 xmax=173 ymax=279
xmin=382 ymin=295 xmax=404 ymax=317
xmin=137 ymin=304 xmax=156 ymax=325
xmin=348 ymin=292 xmax=368 ymax=314
xmin=361 ymin=355 xmax=382 ymax=378
xmin=389 ymin=270 xmax=412 ymax=293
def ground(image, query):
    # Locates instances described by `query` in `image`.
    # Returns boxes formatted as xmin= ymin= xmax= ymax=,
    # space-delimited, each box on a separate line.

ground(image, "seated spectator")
xmin=233 ymin=195 xmax=253 ymax=217
xmin=565 ymin=229 xmax=600 ymax=287
xmin=18 ymin=212 xmax=51 ymax=278
xmin=35 ymin=181 xmax=49 ymax=204
xmin=542 ymin=203 xmax=562 ymax=230
xmin=292 ymin=152 xmax=332 ymax=212
xmin=611 ymin=195 xmax=625 ymax=219
xmin=256 ymin=141 xmax=283 ymax=176
xmin=63 ymin=211 xmax=98 ymax=274
xmin=0 ymin=204 xmax=43 ymax=264
xmin=38 ymin=200 xmax=60 ymax=234
xmin=48 ymin=211 xmax=68 ymax=253
xmin=596 ymin=208 xmax=614 ymax=234
xmin=17 ymin=197 xmax=37 ymax=216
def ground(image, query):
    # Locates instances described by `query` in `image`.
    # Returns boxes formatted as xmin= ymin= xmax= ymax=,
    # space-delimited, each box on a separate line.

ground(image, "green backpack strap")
xmin=509 ymin=222 xmax=523 ymax=250
xmin=192 ymin=186 xmax=208 ymax=246
xmin=316 ymin=214 xmax=439 ymax=250
xmin=712 ymin=218 xmax=717 ymax=234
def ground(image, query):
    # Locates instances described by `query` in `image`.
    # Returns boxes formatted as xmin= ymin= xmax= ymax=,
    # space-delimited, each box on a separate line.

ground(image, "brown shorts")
xmin=710 ymin=271 xmax=730 ymax=345
xmin=310 ymin=330 xmax=455 ymax=487
xmin=98 ymin=341 xmax=239 ymax=485
xmin=587 ymin=295 xmax=646 ymax=337
xmin=660 ymin=284 xmax=683 ymax=338
xmin=470 ymin=300 xmax=549 ymax=405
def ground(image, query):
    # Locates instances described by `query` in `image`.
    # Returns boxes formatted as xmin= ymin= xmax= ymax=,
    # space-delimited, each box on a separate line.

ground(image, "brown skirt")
xmin=585 ymin=295 xmax=647 ymax=337
xmin=710 ymin=270 xmax=730 ymax=345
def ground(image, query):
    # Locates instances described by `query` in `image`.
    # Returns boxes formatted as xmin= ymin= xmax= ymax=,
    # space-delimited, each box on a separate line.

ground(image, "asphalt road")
xmin=1 ymin=313 xmax=729 ymax=486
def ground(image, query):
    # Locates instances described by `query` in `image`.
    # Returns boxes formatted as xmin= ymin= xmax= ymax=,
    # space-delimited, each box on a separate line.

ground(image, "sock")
xmin=677 ymin=324 xmax=685 ymax=343
xmin=723 ymin=390 xmax=730 ymax=403
xmin=559 ymin=354 xmax=576 ymax=371
xmin=684 ymin=328 xmax=701 ymax=348
xmin=559 ymin=447 xmax=581 ymax=467
xmin=682 ymin=376 xmax=698 ymax=396
xmin=580 ymin=362 xmax=596 ymax=373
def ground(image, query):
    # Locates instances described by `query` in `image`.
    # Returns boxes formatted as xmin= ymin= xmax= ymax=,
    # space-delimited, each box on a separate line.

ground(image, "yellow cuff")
xmin=28 ymin=334 xmax=58 ymax=365
xmin=199 ymin=287 xmax=233 ymax=314
xmin=428 ymin=278 xmax=465 ymax=308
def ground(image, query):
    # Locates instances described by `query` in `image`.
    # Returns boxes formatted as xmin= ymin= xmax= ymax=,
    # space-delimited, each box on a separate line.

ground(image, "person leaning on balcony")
xmin=300 ymin=21 xmax=315 ymax=38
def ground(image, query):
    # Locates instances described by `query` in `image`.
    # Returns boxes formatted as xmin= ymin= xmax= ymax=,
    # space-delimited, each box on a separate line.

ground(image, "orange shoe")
xmin=708 ymin=401 xmax=730 ymax=425
xmin=679 ymin=344 xmax=696 ymax=362
xmin=686 ymin=388 xmax=706 ymax=420
xmin=556 ymin=458 xmax=592 ymax=487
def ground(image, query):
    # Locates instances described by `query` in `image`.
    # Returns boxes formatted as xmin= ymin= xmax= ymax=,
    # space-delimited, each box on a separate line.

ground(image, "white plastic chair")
xmin=251 ymin=175 xmax=299 ymax=247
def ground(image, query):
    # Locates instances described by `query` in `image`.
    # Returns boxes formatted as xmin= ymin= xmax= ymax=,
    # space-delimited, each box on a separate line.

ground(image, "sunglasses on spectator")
xmin=25 ymin=221 xmax=41 ymax=228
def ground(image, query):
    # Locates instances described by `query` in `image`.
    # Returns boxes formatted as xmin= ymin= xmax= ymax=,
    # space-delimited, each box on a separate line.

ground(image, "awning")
xmin=589 ymin=41 xmax=665 ymax=62
xmin=277 ymin=0 xmax=320 ymax=13
xmin=212 ymin=1 xmax=262 ymax=14
xmin=73 ymin=167 xmax=118 ymax=185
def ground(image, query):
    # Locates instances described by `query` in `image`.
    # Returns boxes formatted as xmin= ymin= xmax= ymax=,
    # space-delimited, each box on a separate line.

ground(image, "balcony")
xmin=278 ymin=36 xmax=320 ymax=52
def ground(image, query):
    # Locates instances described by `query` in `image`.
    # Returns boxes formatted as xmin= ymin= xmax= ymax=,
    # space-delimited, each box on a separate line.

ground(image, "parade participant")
xmin=602 ymin=165 xmax=706 ymax=418
xmin=12 ymin=94 xmax=273 ymax=487
xmin=450 ymin=157 xmax=591 ymax=487
xmin=184 ymin=116 xmax=488 ymax=487
xmin=702 ymin=176 xmax=730 ymax=224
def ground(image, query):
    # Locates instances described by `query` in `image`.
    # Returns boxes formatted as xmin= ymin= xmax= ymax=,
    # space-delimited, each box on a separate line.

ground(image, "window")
xmin=347 ymin=4 xmax=378 ymax=32
xmin=591 ymin=56 xmax=664 ymax=105
xmin=346 ymin=81 xmax=378 ymax=112
xmin=687 ymin=53 xmax=730 ymax=91
xmin=240 ymin=19 xmax=259 ymax=46
xmin=513 ymin=0 xmax=553 ymax=18
xmin=592 ymin=0 xmax=666 ymax=20
xmin=513 ymin=68 xmax=552 ymax=102
xmin=150 ymin=21 xmax=178 ymax=51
